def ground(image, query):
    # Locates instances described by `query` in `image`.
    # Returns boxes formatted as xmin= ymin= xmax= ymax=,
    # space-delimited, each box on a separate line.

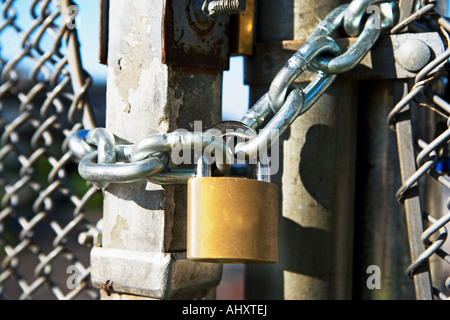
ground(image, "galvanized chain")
xmin=0 ymin=0 xmax=99 ymax=299
xmin=69 ymin=0 xmax=398 ymax=186
xmin=387 ymin=1 xmax=450 ymax=299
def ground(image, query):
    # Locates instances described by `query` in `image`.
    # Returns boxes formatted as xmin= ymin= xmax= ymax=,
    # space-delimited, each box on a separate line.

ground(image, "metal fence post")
xmin=89 ymin=0 xmax=224 ymax=299
xmin=244 ymin=0 xmax=356 ymax=300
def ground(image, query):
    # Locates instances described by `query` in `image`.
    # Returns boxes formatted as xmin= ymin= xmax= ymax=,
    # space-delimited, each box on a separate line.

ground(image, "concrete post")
xmin=89 ymin=0 xmax=223 ymax=299
xmin=244 ymin=0 xmax=356 ymax=300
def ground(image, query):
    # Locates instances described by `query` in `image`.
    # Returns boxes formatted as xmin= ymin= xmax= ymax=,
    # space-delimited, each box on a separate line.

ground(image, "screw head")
xmin=396 ymin=39 xmax=431 ymax=72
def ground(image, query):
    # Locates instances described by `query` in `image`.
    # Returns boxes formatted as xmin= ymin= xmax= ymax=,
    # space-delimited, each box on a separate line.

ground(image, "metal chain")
xmin=69 ymin=0 xmax=397 ymax=186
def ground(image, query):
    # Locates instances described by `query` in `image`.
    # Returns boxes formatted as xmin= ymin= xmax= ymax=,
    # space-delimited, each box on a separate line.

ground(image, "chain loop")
xmin=267 ymin=4 xmax=348 ymax=114
xmin=130 ymin=131 xmax=233 ymax=175
xmin=85 ymin=128 xmax=116 ymax=164
xmin=238 ymin=1 xmax=390 ymax=160
xmin=69 ymin=0 xmax=396 ymax=186
xmin=209 ymin=121 xmax=272 ymax=182
xmin=69 ymin=129 xmax=234 ymax=185
xmin=268 ymin=35 xmax=340 ymax=114
xmin=78 ymin=149 xmax=169 ymax=186
xmin=238 ymin=72 xmax=336 ymax=159
xmin=312 ymin=2 xmax=397 ymax=74
xmin=343 ymin=0 xmax=397 ymax=36
xmin=314 ymin=13 xmax=381 ymax=74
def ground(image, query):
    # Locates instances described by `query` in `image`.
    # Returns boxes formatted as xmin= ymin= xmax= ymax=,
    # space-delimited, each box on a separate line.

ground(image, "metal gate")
xmin=0 ymin=0 xmax=449 ymax=300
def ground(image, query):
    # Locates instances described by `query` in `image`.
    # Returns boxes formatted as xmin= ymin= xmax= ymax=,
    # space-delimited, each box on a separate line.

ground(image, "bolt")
xmin=396 ymin=39 xmax=431 ymax=72
xmin=78 ymin=232 xmax=94 ymax=246
xmin=202 ymin=0 xmax=246 ymax=19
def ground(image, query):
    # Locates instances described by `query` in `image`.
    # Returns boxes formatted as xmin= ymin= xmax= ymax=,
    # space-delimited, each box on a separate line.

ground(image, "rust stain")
xmin=162 ymin=0 xmax=230 ymax=70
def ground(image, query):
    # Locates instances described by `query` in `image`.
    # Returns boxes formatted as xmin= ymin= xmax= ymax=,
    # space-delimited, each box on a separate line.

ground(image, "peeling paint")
xmin=110 ymin=215 xmax=129 ymax=249
xmin=161 ymin=87 xmax=184 ymax=132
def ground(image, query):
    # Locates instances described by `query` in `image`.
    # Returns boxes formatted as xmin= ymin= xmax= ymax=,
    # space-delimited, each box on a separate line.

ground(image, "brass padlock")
xmin=187 ymin=155 xmax=278 ymax=264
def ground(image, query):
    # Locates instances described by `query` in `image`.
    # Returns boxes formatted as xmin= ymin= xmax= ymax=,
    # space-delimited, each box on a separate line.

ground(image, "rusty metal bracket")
xmin=162 ymin=0 xmax=231 ymax=70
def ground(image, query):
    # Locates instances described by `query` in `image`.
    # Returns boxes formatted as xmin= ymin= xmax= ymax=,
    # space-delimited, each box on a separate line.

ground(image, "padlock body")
xmin=187 ymin=177 xmax=278 ymax=263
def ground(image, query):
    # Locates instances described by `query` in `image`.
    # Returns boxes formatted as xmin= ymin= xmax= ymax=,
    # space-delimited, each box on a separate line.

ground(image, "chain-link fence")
xmin=0 ymin=0 xmax=101 ymax=300
xmin=387 ymin=1 xmax=450 ymax=299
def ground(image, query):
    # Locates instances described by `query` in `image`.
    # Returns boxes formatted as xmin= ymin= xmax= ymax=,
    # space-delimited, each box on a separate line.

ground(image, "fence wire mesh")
xmin=0 ymin=0 xmax=101 ymax=300
xmin=388 ymin=3 xmax=450 ymax=299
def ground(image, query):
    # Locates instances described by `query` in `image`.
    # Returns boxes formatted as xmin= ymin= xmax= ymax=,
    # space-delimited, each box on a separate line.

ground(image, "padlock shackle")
xmin=205 ymin=121 xmax=271 ymax=182
xmin=255 ymin=153 xmax=271 ymax=183
xmin=196 ymin=156 xmax=212 ymax=178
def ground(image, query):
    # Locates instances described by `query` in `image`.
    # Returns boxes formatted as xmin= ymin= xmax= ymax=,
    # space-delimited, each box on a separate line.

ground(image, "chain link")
xmin=70 ymin=0 xmax=397 ymax=184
